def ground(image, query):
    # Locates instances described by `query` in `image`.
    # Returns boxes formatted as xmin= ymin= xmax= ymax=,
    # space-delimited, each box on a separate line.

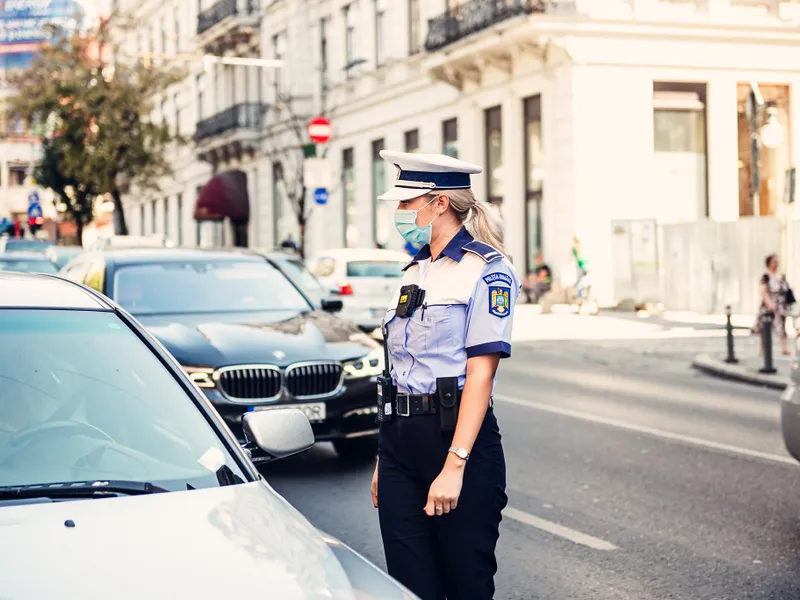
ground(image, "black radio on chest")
xmin=395 ymin=284 xmax=426 ymax=319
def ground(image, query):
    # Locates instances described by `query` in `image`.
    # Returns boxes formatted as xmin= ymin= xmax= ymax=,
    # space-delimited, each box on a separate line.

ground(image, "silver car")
xmin=0 ymin=272 xmax=417 ymax=600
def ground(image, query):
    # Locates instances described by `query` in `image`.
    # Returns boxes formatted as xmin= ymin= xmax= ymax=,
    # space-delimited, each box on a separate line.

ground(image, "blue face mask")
xmin=394 ymin=198 xmax=440 ymax=246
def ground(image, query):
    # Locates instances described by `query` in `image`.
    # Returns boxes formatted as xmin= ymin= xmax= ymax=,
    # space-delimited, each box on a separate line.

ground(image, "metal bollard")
xmin=724 ymin=305 xmax=738 ymax=364
xmin=760 ymin=310 xmax=777 ymax=374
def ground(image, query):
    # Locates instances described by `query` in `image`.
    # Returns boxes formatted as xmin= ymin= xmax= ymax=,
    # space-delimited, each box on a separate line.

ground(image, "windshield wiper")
xmin=0 ymin=479 xmax=169 ymax=501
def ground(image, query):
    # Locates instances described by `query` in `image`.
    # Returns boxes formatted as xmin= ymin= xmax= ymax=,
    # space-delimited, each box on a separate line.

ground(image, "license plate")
xmin=782 ymin=385 xmax=796 ymax=402
xmin=255 ymin=402 xmax=326 ymax=423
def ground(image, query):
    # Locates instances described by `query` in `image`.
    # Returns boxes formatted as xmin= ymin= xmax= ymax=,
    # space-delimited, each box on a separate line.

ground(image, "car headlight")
xmin=182 ymin=366 xmax=216 ymax=388
xmin=343 ymin=347 xmax=384 ymax=379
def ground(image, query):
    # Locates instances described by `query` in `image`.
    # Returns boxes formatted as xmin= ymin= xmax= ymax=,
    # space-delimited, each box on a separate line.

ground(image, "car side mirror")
xmin=242 ymin=409 xmax=315 ymax=461
xmin=329 ymin=287 xmax=342 ymax=296
xmin=321 ymin=297 xmax=344 ymax=313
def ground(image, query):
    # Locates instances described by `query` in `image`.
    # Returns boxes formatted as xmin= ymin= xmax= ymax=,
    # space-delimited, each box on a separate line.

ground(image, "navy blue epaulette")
xmin=463 ymin=241 xmax=503 ymax=263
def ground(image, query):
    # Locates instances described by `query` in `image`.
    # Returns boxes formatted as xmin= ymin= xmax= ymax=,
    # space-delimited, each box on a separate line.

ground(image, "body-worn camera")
xmin=396 ymin=284 xmax=426 ymax=319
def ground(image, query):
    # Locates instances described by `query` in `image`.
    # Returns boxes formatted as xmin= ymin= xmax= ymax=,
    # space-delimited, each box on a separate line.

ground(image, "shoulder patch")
xmin=483 ymin=272 xmax=513 ymax=286
xmin=488 ymin=286 xmax=511 ymax=318
xmin=463 ymin=241 xmax=503 ymax=263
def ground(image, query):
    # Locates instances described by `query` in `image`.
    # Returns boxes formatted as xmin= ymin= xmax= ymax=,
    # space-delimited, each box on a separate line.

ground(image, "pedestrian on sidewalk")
xmin=752 ymin=253 xmax=795 ymax=356
xmin=371 ymin=150 xmax=518 ymax=600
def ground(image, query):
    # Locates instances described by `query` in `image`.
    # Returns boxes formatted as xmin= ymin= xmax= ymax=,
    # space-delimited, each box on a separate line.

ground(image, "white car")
xmin=308 ymin=248 xmax=411 ymax=332
xmin=0 ymin=272 xmax=418 ymax=600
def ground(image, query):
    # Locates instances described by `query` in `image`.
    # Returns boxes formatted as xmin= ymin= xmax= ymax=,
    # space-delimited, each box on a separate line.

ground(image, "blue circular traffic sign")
xmin=314 ymin=188 xmax=329 ymax=205
xmin=28 ymin=191 xmax=39 ymax=205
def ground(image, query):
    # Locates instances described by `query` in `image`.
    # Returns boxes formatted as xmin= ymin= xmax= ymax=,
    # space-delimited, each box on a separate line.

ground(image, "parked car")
xmin=308 ymin=248 xmax=410 ymax=332
xmin=0 ymin=272 xmax=418 ymax=600
xmin=59 ymin=248 xmax=383 ymax=461
xmin=0 ymin=251 xmax=59 ymax=274
xmin=45 ymin=244 xmax=85 ymax=270
xmin=86 ymin=234 xmax=174 ymax=251
xmin=252 ymin=248 xmax=335 ymax=309
xmin=781 ymin=344 xmax=800 ymax=462
xmin=0 ymin=235 xmax=54 ymax=254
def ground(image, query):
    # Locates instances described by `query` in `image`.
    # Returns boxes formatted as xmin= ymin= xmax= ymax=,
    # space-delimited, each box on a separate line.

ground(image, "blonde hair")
xmin=433 ymin=189 xmax=505 ymax=254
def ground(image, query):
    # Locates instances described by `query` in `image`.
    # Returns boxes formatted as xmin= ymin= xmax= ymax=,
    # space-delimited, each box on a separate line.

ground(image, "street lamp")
xmin=759 ymin=105 xmax=785 ymax=149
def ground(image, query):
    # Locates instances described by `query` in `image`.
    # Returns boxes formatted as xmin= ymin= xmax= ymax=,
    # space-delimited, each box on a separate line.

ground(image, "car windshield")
xmin=2 ymin=239 xmax=54 ymax=252
xmin=0 ymin=310 xmax=246 ymax=490
xmin=114 ymin=260 xmax=311 ymax=315
xmin=0 ymin=258 xmax=58 ymax=274
xmin=346 ymin=260 xmax=405 ymax=278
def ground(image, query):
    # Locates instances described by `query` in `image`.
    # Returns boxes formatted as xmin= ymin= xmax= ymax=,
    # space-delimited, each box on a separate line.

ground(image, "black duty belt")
xmin=395 ymin=390 xmax=462 ymax=417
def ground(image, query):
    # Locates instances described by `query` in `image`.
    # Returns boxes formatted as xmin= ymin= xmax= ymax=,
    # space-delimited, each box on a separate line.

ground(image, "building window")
xmin=196 ymin=74 xmax=205 ymax=120
xmin=653 ymin=82 xmax=708 ymax=221
xmin=372 ymin=139 xmax=388 ymax=246
xmin=736 ymin=83 xmax=790 ymax=217
xmin=151 ymin=200 xmax=157 ymax=234
xmin=174 ymin=4 xmax=181 ymax=51
xmin=177 ymin=193 xmax=183 ymax=244
xmin=524 ymin=95 xmax=543 ymax=272
xmin=375 ymin=0 xmax=386 ymax=67
xmin=163 ymin=197 xmax=169 ymax=237
xmin=173 ymin=92 xmax=181 ymax=135
xmin=344 ymin=3 xmax=358 ymax=71
xmin=140 ymin=204 xmax=145 ymax=236
xmin=404 ymin=129 xmax=419 ymax=153
xmin=272 ymin=32 xmax=286 ymax=97
xmin=272 ymin=162 xmax=284 ymax=245
xmin=343 ymin=148 xmax=357 ymax=248
xmin=408 ymin=0 xmax=421 ymax=55
xmin=8 ymin=166 xmax=27 ymax=187
xmin=443 ymin=118 xmax=458 ymax=158
xmin=485 ymin=106 xmax=503 ymax=208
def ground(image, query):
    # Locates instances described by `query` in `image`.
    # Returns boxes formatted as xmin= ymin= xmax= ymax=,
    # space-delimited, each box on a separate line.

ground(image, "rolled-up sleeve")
xmin=465 ymin=262 xmax=519 ymax=359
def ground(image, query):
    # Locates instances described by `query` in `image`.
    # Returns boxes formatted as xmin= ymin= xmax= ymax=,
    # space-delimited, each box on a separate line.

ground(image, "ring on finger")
xmin=435 ymin=505 xmax=443 ymax=513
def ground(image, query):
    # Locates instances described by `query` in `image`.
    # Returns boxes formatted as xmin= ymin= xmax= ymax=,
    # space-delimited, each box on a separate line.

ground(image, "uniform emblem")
xmin=489 ymin=286 xmax=510 ymax=318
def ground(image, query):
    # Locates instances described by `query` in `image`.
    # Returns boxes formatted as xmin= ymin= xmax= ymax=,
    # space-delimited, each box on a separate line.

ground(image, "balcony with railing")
xmin=196 ymin=0 xmax=260 ymax=51
xmin=194 ymin=102 xmax=267 ymax=163
xmin=425 ymin=0 xmax=541 ymax=52
xmin=424 ymin=0 xmax=800 ymax=53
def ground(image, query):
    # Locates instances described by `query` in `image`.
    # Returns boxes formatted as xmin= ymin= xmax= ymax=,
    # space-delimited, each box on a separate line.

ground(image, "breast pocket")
xmin=414 ymin=305 xmax=462 ymax=356
xmin=384 ymin=311 xmax=405 ymax=358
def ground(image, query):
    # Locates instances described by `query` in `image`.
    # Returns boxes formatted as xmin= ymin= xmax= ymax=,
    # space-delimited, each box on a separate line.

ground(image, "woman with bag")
xmin=752 ymin=253 xmax=795 ymax=355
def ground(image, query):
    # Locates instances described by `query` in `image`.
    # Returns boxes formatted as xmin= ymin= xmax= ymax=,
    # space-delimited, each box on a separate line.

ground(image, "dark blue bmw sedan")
xmin=59 ymin=248 xmax=383 ymax=462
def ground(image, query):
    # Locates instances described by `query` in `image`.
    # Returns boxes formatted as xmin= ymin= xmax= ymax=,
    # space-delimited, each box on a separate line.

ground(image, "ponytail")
xmin=439 ymin=188 xmax=506 ymax=255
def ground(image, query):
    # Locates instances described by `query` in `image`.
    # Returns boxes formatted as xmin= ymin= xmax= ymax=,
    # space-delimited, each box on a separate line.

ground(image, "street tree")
xmin=35 ymin=135 xmax=98 ymax=244
xmin=8 ymin=17 xmax=185 ymax=235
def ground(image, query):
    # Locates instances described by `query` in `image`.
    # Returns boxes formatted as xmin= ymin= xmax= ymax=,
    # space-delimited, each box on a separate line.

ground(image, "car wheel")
xmin=333 ymin=437 xmax=378 ymax=463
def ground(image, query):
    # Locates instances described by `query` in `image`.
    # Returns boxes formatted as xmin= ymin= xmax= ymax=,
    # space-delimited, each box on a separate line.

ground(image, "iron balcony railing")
xmin=194 ymin=103 xmax=267 ymax=142
xmin=425 ymin=0 xmax=542 ymax=52
xmin=197 ymin=0 xmax=259 ymax=35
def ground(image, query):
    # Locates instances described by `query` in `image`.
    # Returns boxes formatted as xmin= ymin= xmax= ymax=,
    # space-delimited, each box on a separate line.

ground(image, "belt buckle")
xmin=396 ymin=393 xmax=411 ymax=417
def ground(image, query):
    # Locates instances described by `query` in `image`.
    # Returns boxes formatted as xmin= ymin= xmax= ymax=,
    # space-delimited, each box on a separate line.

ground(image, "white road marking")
xmin=496 ymin=395 xmax=798 ymax=466
xmin=504 ymin=506 xmax=619 ymax=551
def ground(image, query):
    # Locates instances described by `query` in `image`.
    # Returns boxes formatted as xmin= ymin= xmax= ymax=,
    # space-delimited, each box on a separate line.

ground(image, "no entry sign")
xmin=307 ymin=116 xmax=332 ymax=144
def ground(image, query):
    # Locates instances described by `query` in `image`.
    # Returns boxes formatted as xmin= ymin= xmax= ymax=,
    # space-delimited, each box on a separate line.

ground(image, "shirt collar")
xmin=402 ymin=227 xmax=474 ymax=271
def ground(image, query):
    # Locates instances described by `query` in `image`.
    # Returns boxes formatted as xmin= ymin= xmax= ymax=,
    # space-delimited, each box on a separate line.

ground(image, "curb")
xmin=691 ymin=354 xmax=790 ymax=391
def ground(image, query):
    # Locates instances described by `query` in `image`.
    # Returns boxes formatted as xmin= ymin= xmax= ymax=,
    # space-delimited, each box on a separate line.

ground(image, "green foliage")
xmin=8 ymin=18 xmax=186 ymax=234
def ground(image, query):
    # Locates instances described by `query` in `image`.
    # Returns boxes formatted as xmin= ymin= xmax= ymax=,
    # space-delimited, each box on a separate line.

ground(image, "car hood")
xmin=0 ymin=481 xmax=358 ymax=599
xmin=135 ymin=310 xmax=379 ymax=367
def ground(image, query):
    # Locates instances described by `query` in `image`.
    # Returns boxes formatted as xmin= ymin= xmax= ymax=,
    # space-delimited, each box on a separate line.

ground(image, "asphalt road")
xmin=264 ymin=330 xmax=800 ymax=599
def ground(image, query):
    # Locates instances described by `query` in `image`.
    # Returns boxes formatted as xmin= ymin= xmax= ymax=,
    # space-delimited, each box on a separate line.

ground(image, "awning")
xmin=194 ymin=170 xmax=250 ymax=221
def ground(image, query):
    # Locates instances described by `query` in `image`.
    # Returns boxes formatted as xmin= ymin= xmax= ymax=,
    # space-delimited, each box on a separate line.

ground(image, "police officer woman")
xmin=370 ymin=151 xmax=519 ymax=600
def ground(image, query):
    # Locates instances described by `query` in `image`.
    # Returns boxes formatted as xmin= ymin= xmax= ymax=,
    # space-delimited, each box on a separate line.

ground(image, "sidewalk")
xmin=692 ymin=344 xmax=793 ymax=390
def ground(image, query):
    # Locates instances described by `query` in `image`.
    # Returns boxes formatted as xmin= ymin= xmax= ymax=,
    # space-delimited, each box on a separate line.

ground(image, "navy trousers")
xmin=377 ymin=408 xmax=507 ymax=600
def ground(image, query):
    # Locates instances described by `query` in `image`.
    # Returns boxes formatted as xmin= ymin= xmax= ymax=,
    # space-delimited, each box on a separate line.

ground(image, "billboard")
xmin=0 ymin=0 xmax=86 ymax=70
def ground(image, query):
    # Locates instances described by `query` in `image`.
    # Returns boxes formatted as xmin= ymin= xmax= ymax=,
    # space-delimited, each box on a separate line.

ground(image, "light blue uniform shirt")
xmin=383 ymin=228 xmax=520 ymax=395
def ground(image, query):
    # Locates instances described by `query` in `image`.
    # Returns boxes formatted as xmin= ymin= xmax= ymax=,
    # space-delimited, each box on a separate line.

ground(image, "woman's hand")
xmin=371 ymin=461 xmax=379 ymax=509
xmin=424 ymin=459 xmax=465 ymax=516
